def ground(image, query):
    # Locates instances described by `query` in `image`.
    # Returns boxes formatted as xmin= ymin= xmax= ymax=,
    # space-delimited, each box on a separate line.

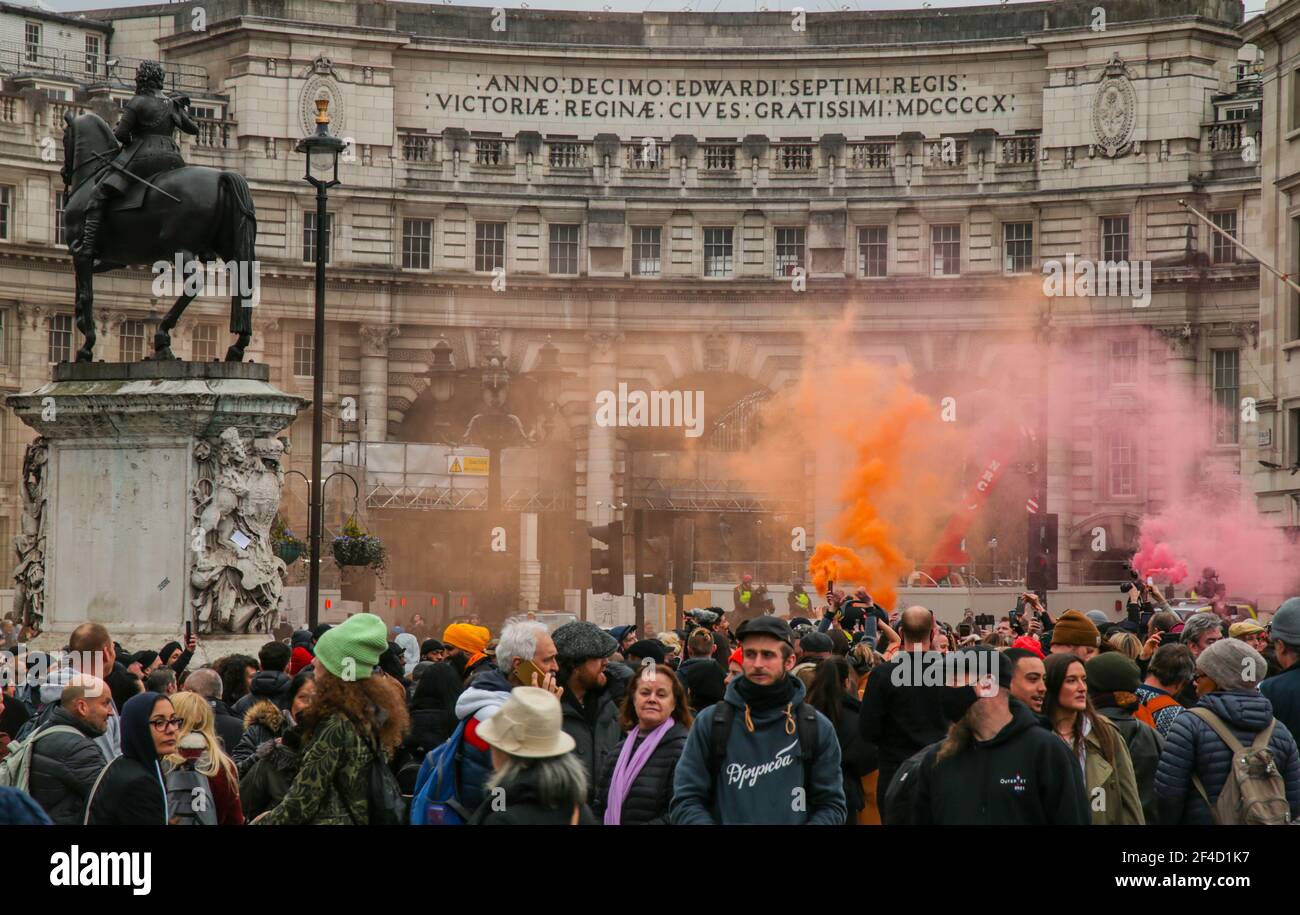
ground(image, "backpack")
xmin=0 ymin=725 xmax=81 ymax=792
xmin=883 ymin=740 xmax=945 ymax=826
xmin=165 ymin=762 xmax=219 ymax=826
xmin=1134 ymin=691 xmax=1180 ymax=732
xmin=1188 ymin=707 xmax=1291 ymax=826
xmin=707 ymin=700 xmax=820 ymax=803
xmin=361 ymin=732 xmax=407 ymax=826
xmin=410 ymin=719 xmax=471 ymax=825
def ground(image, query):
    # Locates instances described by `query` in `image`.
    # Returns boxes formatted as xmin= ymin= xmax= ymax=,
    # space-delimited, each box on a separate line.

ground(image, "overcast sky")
xmin=33 ymin=0 xmax=1275 ymax=19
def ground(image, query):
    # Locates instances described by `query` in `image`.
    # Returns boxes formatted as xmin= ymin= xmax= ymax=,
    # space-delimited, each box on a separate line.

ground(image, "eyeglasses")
xmin=149 ymin=716 xmax=183 ymax=731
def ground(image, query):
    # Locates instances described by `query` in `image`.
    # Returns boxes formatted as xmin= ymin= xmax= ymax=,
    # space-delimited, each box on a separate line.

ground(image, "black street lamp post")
xmin=296 ymin=98 xmax=344 ymax=629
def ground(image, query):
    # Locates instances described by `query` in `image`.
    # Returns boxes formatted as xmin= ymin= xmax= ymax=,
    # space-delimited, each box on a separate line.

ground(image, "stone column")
xmin=1158 ymin=325 xmax=1200 ymax=504
xmin=519 ymin=512 xmax=540 ymax=611
xmin=584 ymin=332 xmax=620 ymax=523
xmin=1044 ymin=329 xmax=1071 ymax=587
xmin=359 ymin=324 xmax=399 ymax=443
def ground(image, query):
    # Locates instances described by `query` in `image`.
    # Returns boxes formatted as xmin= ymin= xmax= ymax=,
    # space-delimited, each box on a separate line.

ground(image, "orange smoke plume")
xmin=806 ymin=367 xmax=936 ymax=609
xmin=728 ymin=340 xmax=959 ymax=611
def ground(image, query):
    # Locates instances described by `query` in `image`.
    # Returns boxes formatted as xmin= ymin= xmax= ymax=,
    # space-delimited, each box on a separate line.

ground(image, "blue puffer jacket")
xmin=1154 ymin=690 xmax=1300 ymax=825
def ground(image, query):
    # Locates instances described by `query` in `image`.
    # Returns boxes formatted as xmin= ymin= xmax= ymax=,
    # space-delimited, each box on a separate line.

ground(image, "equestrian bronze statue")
xmin=62 ymin=60 xmax=258 ymax=362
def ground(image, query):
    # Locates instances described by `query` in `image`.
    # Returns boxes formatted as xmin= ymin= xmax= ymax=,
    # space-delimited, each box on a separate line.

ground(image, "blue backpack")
xmin=410 ymin=720 xmax=472 ymax=825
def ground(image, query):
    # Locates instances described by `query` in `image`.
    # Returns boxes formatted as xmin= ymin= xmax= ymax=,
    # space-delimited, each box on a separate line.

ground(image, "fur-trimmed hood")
xmin=242 ymin=699 xmax=286 ymax=733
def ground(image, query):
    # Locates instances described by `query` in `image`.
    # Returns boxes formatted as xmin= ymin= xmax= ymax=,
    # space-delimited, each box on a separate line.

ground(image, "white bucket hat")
xmin=475 ymin=686 xmax=575 ymax=759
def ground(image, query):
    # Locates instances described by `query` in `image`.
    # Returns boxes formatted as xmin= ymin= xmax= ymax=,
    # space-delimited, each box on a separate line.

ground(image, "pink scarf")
xmin=603 ymin=719 xmax=674 ymax=825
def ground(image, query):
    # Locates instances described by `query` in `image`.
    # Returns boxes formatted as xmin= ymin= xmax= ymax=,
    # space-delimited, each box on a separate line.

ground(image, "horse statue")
xmin=61 ymin=90 xmax=258 ymax=362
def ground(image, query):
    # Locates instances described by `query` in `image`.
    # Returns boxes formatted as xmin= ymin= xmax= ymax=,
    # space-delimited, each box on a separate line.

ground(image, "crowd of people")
xmin=2 ymin=584 xmax=1299 ymax=826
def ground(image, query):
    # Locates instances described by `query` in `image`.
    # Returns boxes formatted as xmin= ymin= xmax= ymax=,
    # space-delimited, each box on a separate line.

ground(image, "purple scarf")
xmin=603 ymin=718 xmax=675 ymax=825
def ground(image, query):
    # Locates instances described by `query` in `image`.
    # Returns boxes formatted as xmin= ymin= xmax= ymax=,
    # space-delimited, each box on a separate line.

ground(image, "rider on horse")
xmin=75 ymin=60 xmax=199 ymax=259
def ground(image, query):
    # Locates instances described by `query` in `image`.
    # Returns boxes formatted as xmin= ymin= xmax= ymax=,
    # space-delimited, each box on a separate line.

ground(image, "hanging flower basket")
xmin=270 ymin=515 xmax=306 ymax=565
xmin=332 ymin=517 xmax=386 ymax=569
xmin=275 ymin=539 xmax=305 ymax=565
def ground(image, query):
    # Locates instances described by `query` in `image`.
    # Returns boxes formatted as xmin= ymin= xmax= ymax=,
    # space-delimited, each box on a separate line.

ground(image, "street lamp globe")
xmin=296 ymin=98 xmax=345 ymax=187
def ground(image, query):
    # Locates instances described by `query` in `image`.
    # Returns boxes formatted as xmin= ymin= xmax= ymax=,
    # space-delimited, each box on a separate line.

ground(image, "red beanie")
xmin=1012 ymin=635 xmax=1044 ymax=659
xmin=288 ymin=645 xmax=314 ymax=675
xmin=728 ymin=647 xmax=743 ymax=667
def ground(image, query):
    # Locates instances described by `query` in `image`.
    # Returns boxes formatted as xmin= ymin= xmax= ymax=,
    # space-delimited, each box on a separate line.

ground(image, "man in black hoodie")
xmin=910 ymin=645 xmax=1089 ymax=825
xmin=859 ymin=605 xmax=950 ymax=821
xmin=232 ymin=641 xmax=293 ymax=716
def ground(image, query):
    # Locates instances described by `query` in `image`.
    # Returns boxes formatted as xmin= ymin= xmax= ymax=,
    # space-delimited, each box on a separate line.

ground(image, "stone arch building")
xmin=0 ymin=0 xmax=1264 ymax=621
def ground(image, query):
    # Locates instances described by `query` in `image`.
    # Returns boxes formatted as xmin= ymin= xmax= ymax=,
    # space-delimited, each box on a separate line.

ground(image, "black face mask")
xmin=941 ymin=685 xmax=979 ymax=723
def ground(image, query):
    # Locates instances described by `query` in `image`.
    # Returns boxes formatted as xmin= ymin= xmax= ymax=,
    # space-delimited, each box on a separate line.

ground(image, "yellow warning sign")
xmin=448 ymin=455 xmax=489 ymax=475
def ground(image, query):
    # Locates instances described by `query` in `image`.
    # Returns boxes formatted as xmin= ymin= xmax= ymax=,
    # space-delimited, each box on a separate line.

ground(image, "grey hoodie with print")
xmin=670 ymin=675 xmax=846 ymax=825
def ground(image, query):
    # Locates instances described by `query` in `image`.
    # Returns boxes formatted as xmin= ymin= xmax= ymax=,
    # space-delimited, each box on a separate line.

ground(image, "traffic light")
xmin=638 ymin=535 xmax=671 ymax=594
xmin=1026 ymin=512 xmax=1059 ymax=592
xmin=588 ymin=521 xmax=624 ymax=595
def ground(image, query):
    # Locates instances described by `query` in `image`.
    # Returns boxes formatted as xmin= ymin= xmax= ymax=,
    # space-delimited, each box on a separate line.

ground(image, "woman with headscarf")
xmin=86 ymin=692 xmax=175 ymax=825
xmin=395 ymin=632 xmax=421 ymax=678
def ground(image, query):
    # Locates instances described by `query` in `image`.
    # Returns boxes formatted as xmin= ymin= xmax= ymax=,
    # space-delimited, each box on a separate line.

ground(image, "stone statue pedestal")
xmin=6 ymin=362 xmax=306 ymax=644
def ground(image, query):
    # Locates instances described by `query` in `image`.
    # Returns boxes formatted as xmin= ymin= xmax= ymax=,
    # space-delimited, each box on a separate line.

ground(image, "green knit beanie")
xmin=1085 ymin=651 xmax=1140 ymax=694
xmin=314 ymin=612 xmax=388 ymax=681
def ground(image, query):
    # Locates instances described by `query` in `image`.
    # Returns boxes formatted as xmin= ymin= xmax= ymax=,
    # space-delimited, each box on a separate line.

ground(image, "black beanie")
xmin=626 ymin=639 xmax=666 ymax=665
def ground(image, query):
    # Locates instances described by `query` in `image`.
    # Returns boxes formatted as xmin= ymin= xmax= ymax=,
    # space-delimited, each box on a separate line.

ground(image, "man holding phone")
xmin=449 ymin=621 xmax=562 ymax=815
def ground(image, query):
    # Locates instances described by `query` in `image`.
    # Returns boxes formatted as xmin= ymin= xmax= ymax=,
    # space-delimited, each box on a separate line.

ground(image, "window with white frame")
xmin=704 ymin=227 xmax=734 ymax=277
xmin=858 ymin=226 xmax=887 ymax=277
xmin=293 ymin=333 xmax=314 ymax=377
xmin=192 ymin=323 xmax=218 ymax=361
xmin=49 ymin=314 xmax=72 ymax=363
xmin=55 ymin=189 xmax=68 ymax=246
xmin=548 ymin=224 xmax=579 ymax=275
xmin=931 ymin=225 xmax=961 ymax=277
xmin=1102 ymin=215 xmax=1130 ymax=263
xmin=402 ymin=218 xmax=433 ymax=270
xmin=774 ymin=227 xmax=806 ymax=278
xmin=1210 ymin=210 xmax=1237 ymax=265
xmin=1003 ymin=222 xmax=1034 ymax=274
xmin=303 ymin=212 xmax=332 ymax=264
xmin=1107 ymin=430 xmax=1137 ymax=497
xmin=24 ymin=23 xmax=40 ymax=64
xmin=119 ymin=320 xmax=146 ymax=362
xmin=1213 ymin=349 xmax=1240 ymax=445
xmin=1111 ymin=339 xmax=1139 ymax=386
xmin=0 ymin=186 xmax=12 ymax=241
xmin=631 ymin=226 xmax=661 ymax=277
xmin=85 ymin=35 xmax=101 ymax=78
xmin=475 ymin=222 xmax=506 ymax=272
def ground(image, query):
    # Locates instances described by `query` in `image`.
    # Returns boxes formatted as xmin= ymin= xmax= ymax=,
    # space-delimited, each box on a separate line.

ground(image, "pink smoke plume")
xmin=1131 ymin=519 xmax=1190 ymax=584
xmin=1131 ymin=497 xmax=1294 ymax=601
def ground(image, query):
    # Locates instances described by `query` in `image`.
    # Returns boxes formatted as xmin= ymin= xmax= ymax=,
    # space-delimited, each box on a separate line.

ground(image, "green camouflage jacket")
xmin=256 ymin=713 xmax=375 ymax=826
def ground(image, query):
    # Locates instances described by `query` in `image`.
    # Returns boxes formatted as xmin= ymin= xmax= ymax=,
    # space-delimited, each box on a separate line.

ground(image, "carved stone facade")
xmin=0 ymin=0 xmax=1268 ymax=599
xmin=190 ymin=430 xmax=289 ymax=634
